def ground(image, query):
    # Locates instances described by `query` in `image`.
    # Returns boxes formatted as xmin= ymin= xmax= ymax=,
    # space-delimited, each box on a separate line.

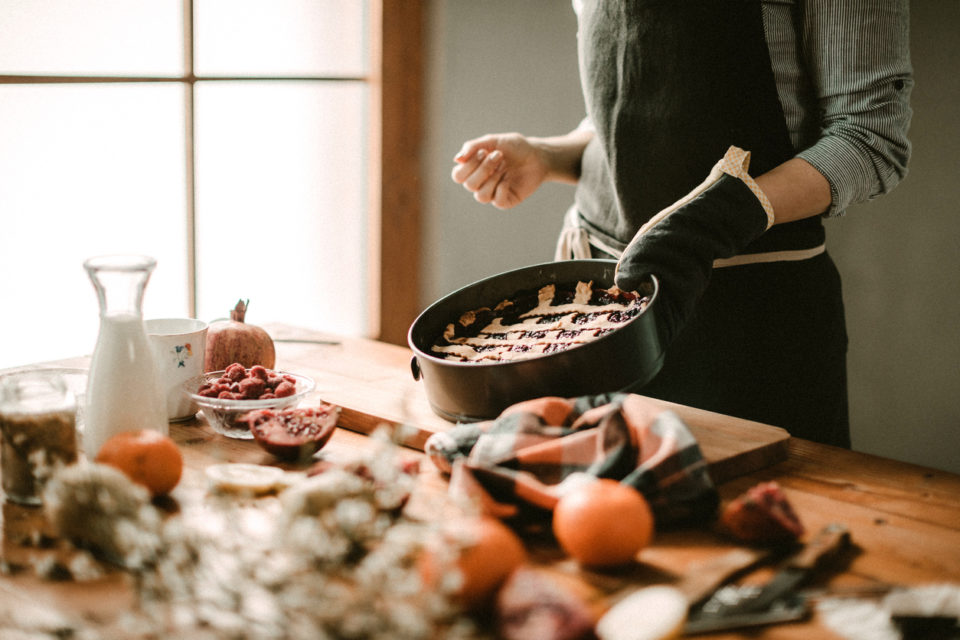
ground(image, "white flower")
xmin=22 ymin=430 xmax=473 ymax=638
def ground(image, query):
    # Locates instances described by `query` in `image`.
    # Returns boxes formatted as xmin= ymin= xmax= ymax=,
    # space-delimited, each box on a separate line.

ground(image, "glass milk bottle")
xmin=83 ymin=255 xmax=167 ymax=457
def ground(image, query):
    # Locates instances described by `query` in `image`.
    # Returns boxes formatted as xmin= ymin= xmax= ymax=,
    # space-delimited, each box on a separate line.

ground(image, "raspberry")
xmin=249 ymin=365 xmax=269 ymax=381
xmin=225 ymin=363 xmax=246 ymax=381
xmin=239 ymin=377 xmax=267 ymax=399
xmin=274 ymin=381 xmax=296 ymax=398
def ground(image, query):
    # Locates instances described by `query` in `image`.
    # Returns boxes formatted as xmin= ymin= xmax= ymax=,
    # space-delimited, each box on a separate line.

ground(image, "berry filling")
xmin=431 ymin=281 xmax=650 ymax=363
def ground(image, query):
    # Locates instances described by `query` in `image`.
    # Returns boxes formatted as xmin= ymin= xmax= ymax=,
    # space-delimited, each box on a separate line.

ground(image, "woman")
xmin=451 ymin=0 xmax=912 ymax=448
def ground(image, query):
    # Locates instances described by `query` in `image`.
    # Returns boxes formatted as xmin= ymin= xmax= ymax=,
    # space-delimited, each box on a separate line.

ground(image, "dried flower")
xmin=30 ymin=430 xmax=484 ymax=639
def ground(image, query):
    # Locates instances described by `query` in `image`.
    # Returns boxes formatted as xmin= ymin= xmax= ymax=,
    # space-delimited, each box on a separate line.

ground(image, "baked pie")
xmin=431 ymin=281 xmax=650 ymax=363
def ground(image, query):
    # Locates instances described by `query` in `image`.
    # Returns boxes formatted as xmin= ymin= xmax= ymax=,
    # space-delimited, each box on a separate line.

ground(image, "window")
xmin=0 ymin=0 xmax=422 ymax=369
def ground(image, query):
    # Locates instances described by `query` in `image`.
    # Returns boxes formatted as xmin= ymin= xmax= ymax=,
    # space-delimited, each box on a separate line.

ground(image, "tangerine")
xmin=95 ymin=429 xmax=183 ymax=497
xmin=553 ymin=478 xmax=654 ymax=567
xmin=423 ymin=515 xmax=528 ymax=610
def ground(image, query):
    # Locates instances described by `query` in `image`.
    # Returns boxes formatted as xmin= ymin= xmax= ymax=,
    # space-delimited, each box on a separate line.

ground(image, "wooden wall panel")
xmin=372 ymin=0 xmax=424 ymax=345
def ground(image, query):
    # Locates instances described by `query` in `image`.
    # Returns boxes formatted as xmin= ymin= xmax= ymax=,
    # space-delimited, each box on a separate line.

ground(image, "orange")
xmin=423 ymin=515 xmax=528 ymax=611
xmin=552 ymin=478 xmax=654 ymax=567
xmin=95 ymin=429 xmax=183 ymax=497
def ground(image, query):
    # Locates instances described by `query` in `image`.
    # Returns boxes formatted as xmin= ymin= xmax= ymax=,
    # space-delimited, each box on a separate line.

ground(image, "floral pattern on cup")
xmin=173 ymin=343 xmax=194 ymax=368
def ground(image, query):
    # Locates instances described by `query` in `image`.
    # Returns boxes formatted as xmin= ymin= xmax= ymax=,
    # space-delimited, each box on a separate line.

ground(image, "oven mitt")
xmin=615 ymin=146 xmax=775 ymax=346
xmin=425 ymin=394 xmax=718 ymax=527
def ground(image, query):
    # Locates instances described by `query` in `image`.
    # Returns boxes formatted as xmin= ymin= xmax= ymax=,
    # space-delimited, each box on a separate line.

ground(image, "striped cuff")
xmin=797 ymin=136 xmax=876 ymax=218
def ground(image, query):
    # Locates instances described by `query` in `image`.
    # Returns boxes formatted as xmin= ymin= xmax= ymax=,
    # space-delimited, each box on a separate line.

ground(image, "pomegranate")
xmin=495 ymin=566 xmax=602 ymax=640
xmin=240 ymin=405 xmax=340 ymax=461
xmin=204 ymin=300 xmax=276 ymax=372
xmin=719 ymin=481 xmax=805 ymax=544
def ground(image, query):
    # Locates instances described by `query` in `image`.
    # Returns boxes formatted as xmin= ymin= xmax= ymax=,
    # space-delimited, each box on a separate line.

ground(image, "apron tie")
xmin=555 ymin=206 xmax=626 ymax=260
xmin=554 ymin=206 xmax=594 ymax=261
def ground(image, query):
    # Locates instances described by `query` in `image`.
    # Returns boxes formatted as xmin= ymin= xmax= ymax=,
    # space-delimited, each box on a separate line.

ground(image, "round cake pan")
xmin=408 ymin=259 xmax=664 ymax=423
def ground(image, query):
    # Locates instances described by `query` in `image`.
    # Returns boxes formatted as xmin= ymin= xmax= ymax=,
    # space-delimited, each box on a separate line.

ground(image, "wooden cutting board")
xmin=271 ymin=326 xmax=789 ymax=484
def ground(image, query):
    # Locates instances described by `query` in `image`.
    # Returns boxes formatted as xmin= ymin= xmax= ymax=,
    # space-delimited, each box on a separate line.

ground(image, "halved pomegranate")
xmin=719 ymin=481 xmax=805 ymax=544
xmin=240 ymin=405 xmax=341 ymax=461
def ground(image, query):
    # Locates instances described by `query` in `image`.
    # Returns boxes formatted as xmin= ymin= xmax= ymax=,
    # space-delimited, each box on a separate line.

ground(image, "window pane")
xmin=0 ymin=0 xmax=184 ymax=76
xmin=0 ymin=84 xmax=189 ymax=370
xmin=194 ymin=0 xmax=367 ymax=77
xmin=194 ymin=81 xmax=368 ymax=336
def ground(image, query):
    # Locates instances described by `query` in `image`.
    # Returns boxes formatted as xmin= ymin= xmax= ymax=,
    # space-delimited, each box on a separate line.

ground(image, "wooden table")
xmin=2 ymin=331 xmax=959 ymax=639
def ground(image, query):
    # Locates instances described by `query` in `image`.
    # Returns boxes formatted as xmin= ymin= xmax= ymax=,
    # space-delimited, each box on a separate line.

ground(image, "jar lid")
xmin=0 ymin=370 xmax=77 ymax=416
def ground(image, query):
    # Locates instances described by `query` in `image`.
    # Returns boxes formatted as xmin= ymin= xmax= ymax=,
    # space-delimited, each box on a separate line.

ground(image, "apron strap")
xmin=713 ymin=244 xmax=826 ymax=267
xmin=556 ymin=205 xmax=827 ymax=268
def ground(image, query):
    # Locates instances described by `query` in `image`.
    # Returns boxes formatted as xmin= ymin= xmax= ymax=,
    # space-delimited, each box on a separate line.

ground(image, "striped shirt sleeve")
xmin=764 ymin=0 xmax=914 ymax=216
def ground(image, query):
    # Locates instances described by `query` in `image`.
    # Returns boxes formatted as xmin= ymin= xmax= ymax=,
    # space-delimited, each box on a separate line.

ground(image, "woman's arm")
xmin=754 ymin=0 xmax=912 ymax=225
xmin=789 ymin=0 xmax=913 ymax=217
xmin=756 ymin=157 xmax=831 ymax=224
xmin=451 ymin=128 xmax=594 ymax=209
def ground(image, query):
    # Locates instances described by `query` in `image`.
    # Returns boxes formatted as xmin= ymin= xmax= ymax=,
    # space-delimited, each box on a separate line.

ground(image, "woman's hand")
xmin=451 ymin=133 xmax=551 ymax=209
xmin=451 ymin=129 xmax=594 ymax=209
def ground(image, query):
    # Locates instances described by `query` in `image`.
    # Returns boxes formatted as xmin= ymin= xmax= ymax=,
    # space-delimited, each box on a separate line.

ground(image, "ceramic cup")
xmin=145 ymin=318 xmax=208 ymax=422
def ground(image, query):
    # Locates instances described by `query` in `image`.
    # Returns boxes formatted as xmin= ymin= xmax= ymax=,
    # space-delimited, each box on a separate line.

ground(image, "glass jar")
xmin=0 ymin=370 xmax=79 ymax=505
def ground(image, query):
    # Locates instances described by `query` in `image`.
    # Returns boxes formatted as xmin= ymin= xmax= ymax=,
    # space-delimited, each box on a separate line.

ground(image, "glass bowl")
xmin=182 ymin=369 xmax=315 ymax=439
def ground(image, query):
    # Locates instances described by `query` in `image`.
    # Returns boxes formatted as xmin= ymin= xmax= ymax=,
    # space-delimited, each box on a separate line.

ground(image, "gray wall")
xmin=422 ymin=1 xmax=960 ymax=474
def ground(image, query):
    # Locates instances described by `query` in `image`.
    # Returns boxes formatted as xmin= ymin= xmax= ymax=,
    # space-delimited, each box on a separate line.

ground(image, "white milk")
xmin=83 ymin=313 xmax=167 ymax=457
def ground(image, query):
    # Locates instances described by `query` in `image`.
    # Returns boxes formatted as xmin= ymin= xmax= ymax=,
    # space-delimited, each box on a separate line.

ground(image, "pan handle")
xmin=410 ymin=356 xmax=423 ymax=381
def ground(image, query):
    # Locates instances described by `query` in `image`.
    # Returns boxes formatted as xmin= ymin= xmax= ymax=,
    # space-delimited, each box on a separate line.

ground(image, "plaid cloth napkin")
xmin=425 ymin=393 xmax=718 ymax=527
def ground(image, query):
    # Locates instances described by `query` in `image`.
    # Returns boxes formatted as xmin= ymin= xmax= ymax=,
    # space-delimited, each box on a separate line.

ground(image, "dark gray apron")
xmin=573 ymin=0 xmax=850 ymax=447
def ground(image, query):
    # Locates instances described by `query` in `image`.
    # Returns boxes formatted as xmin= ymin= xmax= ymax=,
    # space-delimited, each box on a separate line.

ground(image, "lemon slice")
xmin=205 ymin=463 xmax=287 ymax=494
xmin=596 ymin=585 xmax=688 ymax=640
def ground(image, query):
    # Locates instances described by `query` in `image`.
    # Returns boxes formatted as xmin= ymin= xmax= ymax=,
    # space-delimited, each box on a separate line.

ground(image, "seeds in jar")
xmin=0 ymin=409 xmax=78 ymax=505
